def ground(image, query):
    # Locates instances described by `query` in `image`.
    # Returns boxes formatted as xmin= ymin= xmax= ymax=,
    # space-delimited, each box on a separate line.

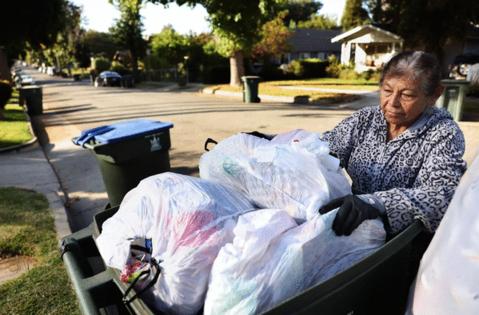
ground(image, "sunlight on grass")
xmin=209 ymin=83 xmax=360 ymax=104
xmin=0 ymin=91 xmax=33 ymax=148
xmin=0 ymin=187 xmax=80 ymax=314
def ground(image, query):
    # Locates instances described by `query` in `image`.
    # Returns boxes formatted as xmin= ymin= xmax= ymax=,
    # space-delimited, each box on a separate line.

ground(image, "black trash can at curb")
xmin=241 ymin=76 xmax=261 ymax=103
xmin=73 ymin=119 xmax=174 ymax=207
xmin=121 ymin=75 xmax=134 ymax=88
xmin=436 ymin=79 xmax=470 ymax=121
xmin=20 ymin=85 xmax=43 ymax=115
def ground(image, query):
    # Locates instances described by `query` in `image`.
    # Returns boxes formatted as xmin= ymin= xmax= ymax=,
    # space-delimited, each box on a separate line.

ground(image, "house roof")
xmin=331 ymin=24 xmax=402 ymax=43
xmin=288 ymin=29 xmax=342 ymax=53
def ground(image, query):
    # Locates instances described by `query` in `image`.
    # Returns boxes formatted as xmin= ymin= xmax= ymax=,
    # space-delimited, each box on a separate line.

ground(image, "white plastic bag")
xmin=96 ymin=172 xmax=254 ymax=315
xmin=204 ymin=209 xmax=386 ymax=315
xmin=199 ymin=130 xmax=351 ymax=220
xmin=407 ymin=151 xmax=479 ymax=315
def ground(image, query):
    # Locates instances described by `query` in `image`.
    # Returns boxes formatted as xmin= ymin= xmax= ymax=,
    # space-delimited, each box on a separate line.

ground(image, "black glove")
xmin=319 ymin=195 xmax=390 ymax=236
xmin=243 ymin=131 xmax=275 ymax=141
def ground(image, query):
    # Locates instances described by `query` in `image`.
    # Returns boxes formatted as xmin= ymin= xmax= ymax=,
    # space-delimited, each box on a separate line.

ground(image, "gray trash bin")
xmin=241 ymin=76 xmax=261 ymax=103
xmin=20 ymin=85 xmax=43 ymax=115
xmin=436 ymin=79 xmax=470 ymax=121
xmin=72 ymin=119 xmax=174 ymax=207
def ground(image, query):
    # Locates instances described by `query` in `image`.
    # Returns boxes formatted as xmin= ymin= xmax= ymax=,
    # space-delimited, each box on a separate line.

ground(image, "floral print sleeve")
xmin=321 ymin=106 xmax=466 ymax=234
xmin=374 ymin=124 xmax=466 ymax=233
xmin=321 ymin=110 xmax=365 ymax=168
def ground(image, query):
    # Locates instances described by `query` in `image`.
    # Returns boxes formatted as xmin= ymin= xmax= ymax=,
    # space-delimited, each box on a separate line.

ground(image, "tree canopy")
xmin=0 ymin=0 xmax=69 ymax=79
xmin=367 ymin=0 xmax=479 ymax=62
xmin=109 ymin=0 xmax=146 ymax=74
xmin=279 ymin=0 xmax=322 ymax=27
xmin=148 ymin=0 xmax=285 ymax=85
xmin=297 ymin=14 xmax=337 ymax=29
xmin=341 ymin=0 xmax=369 ymax=30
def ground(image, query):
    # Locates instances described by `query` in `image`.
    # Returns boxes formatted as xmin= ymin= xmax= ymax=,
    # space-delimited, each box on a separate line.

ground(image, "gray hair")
xmin=380 ymin=51 xmax=441 ymax=96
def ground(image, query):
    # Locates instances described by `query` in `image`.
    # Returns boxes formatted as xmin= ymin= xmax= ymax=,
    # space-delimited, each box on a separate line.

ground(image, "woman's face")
xmin=380 ymin=74 xmax=435 ymax=128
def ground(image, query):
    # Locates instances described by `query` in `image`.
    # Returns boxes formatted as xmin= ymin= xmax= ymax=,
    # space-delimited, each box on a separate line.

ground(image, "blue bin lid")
xmin=73 ymin=119 xmax=173 ymax=146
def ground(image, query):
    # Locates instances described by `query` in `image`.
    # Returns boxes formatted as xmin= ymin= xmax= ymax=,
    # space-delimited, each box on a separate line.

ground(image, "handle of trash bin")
xmin=204 ymin=138 xmax=218 ymax=152
xmin=72 ymin=135 xmax=96 ymax=149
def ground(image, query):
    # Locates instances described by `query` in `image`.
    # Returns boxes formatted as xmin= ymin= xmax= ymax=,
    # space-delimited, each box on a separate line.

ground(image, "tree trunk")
xmin=230 ymin=51 xmax=245 ymax=87
xmin=0 ymin=48 xmax=12 ymax=82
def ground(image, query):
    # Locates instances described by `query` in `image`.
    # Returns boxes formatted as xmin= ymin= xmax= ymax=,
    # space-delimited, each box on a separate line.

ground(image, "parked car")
xmin=94 ymin=71 xmax=122 ymax=87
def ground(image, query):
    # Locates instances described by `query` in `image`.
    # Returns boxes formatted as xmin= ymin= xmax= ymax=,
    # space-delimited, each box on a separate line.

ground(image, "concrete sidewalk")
xmin=0 ymin=142 xmax=70 ymax=240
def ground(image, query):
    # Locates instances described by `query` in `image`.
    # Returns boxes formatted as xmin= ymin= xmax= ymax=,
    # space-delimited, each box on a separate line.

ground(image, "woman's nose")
xmin=389 ymin=92 xmax=401 ymax=107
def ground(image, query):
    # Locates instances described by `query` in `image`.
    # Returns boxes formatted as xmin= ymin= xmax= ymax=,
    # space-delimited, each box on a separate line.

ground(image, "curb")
xmin=201 ymin=88 xmax=294 ymax=103
xmin=0 ymin=104 xmax=72 ymax=240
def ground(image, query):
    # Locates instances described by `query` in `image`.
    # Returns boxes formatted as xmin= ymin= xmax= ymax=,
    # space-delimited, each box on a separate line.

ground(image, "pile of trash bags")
xmin=96 ymin=130 xmax=387 ymax=315
xmin=200 ymin=130 xmax=351 ymax=220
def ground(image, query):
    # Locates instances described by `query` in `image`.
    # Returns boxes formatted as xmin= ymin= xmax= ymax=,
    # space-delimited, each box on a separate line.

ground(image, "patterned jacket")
xmin=322 ymin=105 xmax=466 ymax=234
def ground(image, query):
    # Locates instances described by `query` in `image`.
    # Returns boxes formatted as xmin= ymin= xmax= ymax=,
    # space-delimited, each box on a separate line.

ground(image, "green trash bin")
xmin=61 ymin=206 xmax=427 ymax=315
xmin=73 ymin=119 xmax=174 ymax=207
xmin=436 ymin=79 xmax=470 ymax=121
xmin=20 ymin=85 xmax=43 ymax=115
xmin=241 ymin=76 xmax=261 ymax=103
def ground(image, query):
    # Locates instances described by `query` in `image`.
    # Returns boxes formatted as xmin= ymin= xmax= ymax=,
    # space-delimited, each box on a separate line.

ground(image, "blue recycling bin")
xmin=72 ymin=119 xmax=174 ymax=207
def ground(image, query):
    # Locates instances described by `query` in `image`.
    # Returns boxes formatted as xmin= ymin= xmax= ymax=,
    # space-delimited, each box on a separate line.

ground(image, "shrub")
xmin=301 ymin=58 xmax=329 ymax=78
xmin=282 ymin=58 xmax=329 ymax=79
xmin=202 ymin=65 xmax=230 ymax=84
xmin=325 ymin=55 xmax=342 ymax=78
xmin=0 ymin=80 xmax=13 ymax=110
xmin=91 ymin=57 xmax=111 ymax=73
xmin=110 ymin=61 xmax=131 ymax=75
xmin=259 ymin=63 xmax=291 ymax=81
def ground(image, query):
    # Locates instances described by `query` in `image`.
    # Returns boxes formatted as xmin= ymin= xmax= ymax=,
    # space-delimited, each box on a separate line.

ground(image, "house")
xmin=282 ymin=29 xmax=342 ymax=63
xmin=331 ymin=24 xmax=403 ymax=72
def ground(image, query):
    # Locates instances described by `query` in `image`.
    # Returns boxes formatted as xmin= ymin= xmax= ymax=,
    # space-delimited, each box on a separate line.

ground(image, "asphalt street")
xmin=27 ymin=69 xmax=479 ymax=232
xmin=30 ymin=70 xmax=363 ymax=231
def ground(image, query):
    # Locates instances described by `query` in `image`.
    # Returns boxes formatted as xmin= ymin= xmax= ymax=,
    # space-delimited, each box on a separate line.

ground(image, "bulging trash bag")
xmin=96 ymin=172 xmax=254 ymax=315
xmin=407 ymin=151 xmax=479 ymax=315
xmin=204 ymin=209 xmax=386 ymax=315
xmin=199 ymin=130 xmax=351 ymax=220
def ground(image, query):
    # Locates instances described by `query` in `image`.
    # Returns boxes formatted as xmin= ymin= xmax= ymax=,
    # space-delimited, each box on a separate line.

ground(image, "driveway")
xmin=30 ymin=71 xmax=364 ymax=231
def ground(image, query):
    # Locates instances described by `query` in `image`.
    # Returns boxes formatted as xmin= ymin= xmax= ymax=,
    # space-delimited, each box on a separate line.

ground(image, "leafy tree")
xmin=367 ymin=0 xmax=479 ymax=64
xmin=252 ymin=11 xmax=292 ymax=58
xmin=81 ymin=31 xmax=121 ymax=59
xmin=109 ymin=0 xmax=146 ymax=75
xmin=280 ymin=0 xmax=322 ymax=27
xmin=341 ymin=0 xmax=369 ymax=30
xmin=150 ymin=25 xmax=190 ymax=67
xmin=43 ymin=3 xmax=83 ymax=71
xmin=0 ymin=0 xmax=68 ymax=80
xmin=149 ymin=0 xmax=284 ymax=86
xmin=297 ymin=14 xmax=338 ymax=29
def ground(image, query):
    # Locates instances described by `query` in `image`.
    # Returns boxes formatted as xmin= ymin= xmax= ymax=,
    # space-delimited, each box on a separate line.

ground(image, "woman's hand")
xmin=319 ymin=195 xmax=390 ymax=236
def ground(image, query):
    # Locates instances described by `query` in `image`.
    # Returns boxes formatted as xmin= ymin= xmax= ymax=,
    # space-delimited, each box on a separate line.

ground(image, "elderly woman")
xmin=318 ymin=51 xmax=466 ymax=236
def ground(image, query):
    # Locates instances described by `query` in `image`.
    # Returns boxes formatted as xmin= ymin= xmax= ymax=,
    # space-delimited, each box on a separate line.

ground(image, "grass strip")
xmin=0 ymin=90 xmax=33 ymax=148
xmin=0 ymin=187 xmax=80 ymax=314
xmin=209 ymin=83 xmax=360 ymax=104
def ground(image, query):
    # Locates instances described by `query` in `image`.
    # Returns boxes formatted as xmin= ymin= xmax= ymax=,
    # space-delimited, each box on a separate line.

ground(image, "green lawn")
xmin=265 ymin=78 xmax=380 ymax=91
xmin=0 ymin=187 xmax=80 ymax=314
xmin=209 ymin=82 xmax=360 ymax=105
xmin=0 ymin=91 xmax=34 ymax=148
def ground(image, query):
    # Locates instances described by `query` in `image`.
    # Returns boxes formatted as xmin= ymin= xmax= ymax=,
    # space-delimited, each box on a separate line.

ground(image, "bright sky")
xmin=72 ymin=0 xmax=346 ymax=36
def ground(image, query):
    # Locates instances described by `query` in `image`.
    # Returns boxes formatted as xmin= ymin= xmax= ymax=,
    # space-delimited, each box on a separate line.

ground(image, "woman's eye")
xmin=401 ymin=94 xmax=415 ymax=100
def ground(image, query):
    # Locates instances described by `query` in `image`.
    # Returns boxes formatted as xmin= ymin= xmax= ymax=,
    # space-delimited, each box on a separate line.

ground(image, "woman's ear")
xmin=429 ymin=85 xmax=445 ymax=106
xmin=434 ymin=85 xmax=445 ymax=98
